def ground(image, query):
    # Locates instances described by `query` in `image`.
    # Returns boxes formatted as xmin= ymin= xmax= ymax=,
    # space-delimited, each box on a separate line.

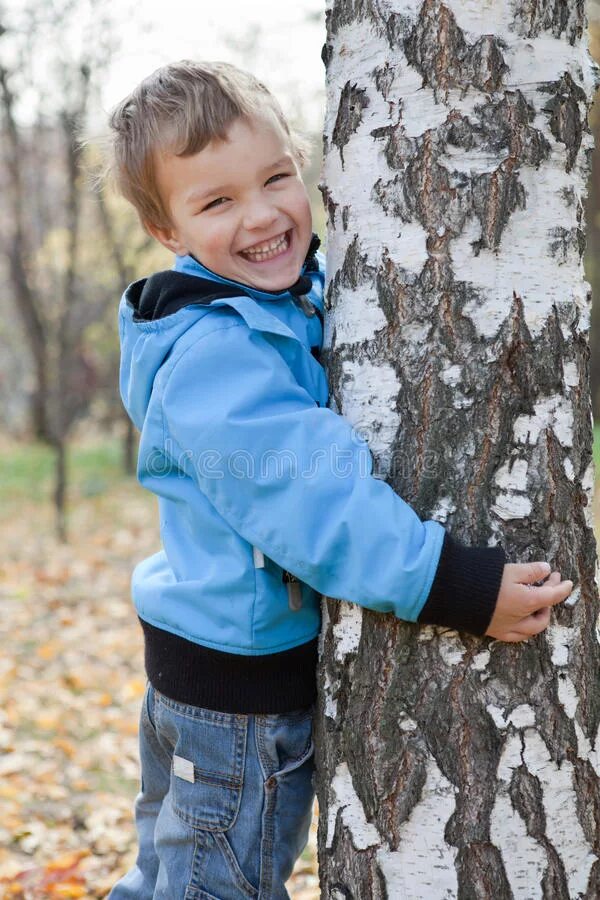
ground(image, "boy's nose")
xmin=242 ymin=197 xmax=279 ymax=231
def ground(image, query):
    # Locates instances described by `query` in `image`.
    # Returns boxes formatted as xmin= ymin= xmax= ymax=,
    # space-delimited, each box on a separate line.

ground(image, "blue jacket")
xmin=119 ymin=237 xmax=504 ymax=713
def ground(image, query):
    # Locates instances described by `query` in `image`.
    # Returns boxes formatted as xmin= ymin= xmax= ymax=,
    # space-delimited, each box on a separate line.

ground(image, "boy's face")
xmin=149 ymin=110 xmax=313 ymax=292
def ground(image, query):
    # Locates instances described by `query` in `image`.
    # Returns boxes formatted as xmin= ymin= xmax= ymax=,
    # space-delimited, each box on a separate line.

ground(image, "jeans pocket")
xmin=155 ymin=691 xmax=247 ymax=832
xmin=263 ymin=706 xmax=315 ymax=781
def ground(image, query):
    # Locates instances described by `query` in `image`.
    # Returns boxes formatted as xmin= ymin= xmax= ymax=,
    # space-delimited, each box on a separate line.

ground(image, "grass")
xmin=0 ymin=435 xmax=131 ymax=507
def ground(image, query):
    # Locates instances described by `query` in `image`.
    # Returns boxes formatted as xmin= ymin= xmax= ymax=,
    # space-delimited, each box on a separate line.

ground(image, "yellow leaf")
xmin=47 ymin=852 xmax=90 ymax=872
xmin=52 ymin=738 xmax=76 ymax=758
xmin=36 ymin=713 xmax=60 ymax=730
xmin=36 ymin=642 xmax=59 ymax=661
xmin=50 ymin=886 xmax=87 ymax=898
xmin=123 ymin=677 xmax=145 ymax=700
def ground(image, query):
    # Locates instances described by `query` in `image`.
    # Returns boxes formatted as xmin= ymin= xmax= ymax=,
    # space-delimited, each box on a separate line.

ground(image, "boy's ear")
xmin=145 ymin=221 xmax=189 ymax=256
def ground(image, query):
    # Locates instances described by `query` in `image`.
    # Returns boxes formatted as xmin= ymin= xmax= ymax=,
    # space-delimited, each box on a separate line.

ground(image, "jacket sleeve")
xmin=161 ymin=321 xmax=504 ymax=631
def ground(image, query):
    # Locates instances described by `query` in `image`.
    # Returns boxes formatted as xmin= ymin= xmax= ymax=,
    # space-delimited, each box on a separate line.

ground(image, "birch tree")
xmin=316 ymin=2 xmax=600 ymax=897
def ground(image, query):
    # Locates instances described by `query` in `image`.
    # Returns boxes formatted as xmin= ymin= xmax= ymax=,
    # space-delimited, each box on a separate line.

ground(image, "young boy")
xmin=107 ymin=61 xmax=572 ymax=899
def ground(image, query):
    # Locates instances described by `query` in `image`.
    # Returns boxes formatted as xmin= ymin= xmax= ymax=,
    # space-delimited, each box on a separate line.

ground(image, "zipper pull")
xmin=283 ymin=570 xmax=303 ymax=610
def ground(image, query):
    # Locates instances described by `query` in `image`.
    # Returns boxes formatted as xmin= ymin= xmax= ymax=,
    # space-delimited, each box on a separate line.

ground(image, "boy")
xmin=107 ymin=61 xmax=572 ymax=899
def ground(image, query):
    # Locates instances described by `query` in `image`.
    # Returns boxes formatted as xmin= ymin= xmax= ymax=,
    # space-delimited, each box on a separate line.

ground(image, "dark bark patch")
xmin=513 ymin=0 xmax=585 ymax=44
xmin=533 ymin=681 xmax=577 ymax=767
xmin=405 ymin=1 xmax=468 ymax=93
xmin=573 ymin=758 xmax=600 ymax=850
xmin=496 ymin=291 xmax=535 ymax=403
xmin=327 ymin=0 xmax=382 ymax=38
xmin=376 ymin=255 xmax=408 ymax=326
xmin=373 ymin=62 xmax=395 ymax=101
xmin=373 ymin=174 xmax=412 ymax=223
xmin=456 ymin=842 xmax=511 ymax=899
xmin=376 ymin=736 xmax=429 ymax=844
xmin=472 ymin=165 xmax=526 ymax=253
xmin=404 ymin=138 xmax=455 ymax=233
xmin=548 ymin=226 xmax=586 ymax=265
xmin=486 ymin=642 xmax=547 ymax=698
xmin=405 ymin=1 xmax=508 ymax=96
xmin=540 ymin=843 xmax=570 ymax=899
xmin=468 ymin=35 xmax=510 ymax=94
xmin=337 ymin=234 xmax=375 ymax=290
xmin=542 ymin=73 xmax=587 ymax=173
xmin=373 ymin=123 xmax=415 ymax=172
xmin=510 ymin=764 xmax=546 ymax=836
xmin=426 ymin=676 xmax=503 ymax=821
xmin=332 ymin=81 xmax=370 ymax=166
xmin=570 ymin=543 xmax=600 ymax=735
xmin=384 ymin=12 xmax=416 ymax=51
xmin=478 ymin=92 xmax=552 ymax=167
xmin=585 ymin=860 xmax=600 ymax=900
xmin=319 ymin=180 xmax=339 ymax=232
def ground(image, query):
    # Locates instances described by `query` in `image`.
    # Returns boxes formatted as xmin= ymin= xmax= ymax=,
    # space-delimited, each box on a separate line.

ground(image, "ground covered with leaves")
xmin=0 ymin=441 xmax=319 ymax=899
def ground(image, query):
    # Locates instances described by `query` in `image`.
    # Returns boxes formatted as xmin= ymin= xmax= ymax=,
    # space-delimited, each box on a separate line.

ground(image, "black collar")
xmin=128 ymin=233 xmax=322 ymax=322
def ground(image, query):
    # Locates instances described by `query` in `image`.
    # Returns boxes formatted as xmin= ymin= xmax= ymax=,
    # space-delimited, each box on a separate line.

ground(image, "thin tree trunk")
xmin=54 ymin=439 xmax=67 ymax=544
xmin=50 ymin=88 xmax=89 ymax=543
xmin=317 ymin=2 xmax=600 ymax=897
xmin=95 ymin=188 xmax=138 ymax=475
xmin=0 ymin=65 xmax=50 ymax=440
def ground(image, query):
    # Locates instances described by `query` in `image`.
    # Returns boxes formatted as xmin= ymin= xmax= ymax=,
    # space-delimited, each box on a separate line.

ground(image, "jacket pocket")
xmin=155 ymin=691 xmax=247 ymax=832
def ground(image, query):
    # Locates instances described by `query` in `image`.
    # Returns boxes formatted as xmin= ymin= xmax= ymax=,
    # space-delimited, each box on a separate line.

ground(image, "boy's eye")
xmin=200 ymin=174 xmax=291 ymax=211
xmin=202 ymin=197 xmax=229 ymax=211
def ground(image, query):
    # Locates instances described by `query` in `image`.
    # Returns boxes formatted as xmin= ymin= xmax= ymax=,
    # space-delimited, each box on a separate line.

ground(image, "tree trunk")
xmin=94 ymin=187 xmax=139 ymax=476
xmin=53 ymin=438 xmax=67 ymax=544
xmin=316 ymin=2 xmax=600 ymax=898
xmin=0 ymin=65 xmax=51 ymax=440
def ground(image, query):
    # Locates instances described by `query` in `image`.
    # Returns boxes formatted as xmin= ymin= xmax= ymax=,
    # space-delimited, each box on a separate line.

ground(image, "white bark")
xmin=317 ymin=1 xmax=600 ymax=897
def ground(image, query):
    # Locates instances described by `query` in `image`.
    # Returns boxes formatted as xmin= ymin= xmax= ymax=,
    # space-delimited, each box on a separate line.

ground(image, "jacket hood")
xmin=119 ymin=234 xmax=322 ymax=431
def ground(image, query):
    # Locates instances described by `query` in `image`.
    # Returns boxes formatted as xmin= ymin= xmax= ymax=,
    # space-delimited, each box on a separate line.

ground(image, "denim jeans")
xmin=109 ymin=682 xmax=316 ymax=899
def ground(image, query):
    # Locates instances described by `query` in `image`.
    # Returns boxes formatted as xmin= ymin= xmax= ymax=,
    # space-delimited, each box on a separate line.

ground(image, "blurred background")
xmin=0 ymin=1 xmax=599 ymax=897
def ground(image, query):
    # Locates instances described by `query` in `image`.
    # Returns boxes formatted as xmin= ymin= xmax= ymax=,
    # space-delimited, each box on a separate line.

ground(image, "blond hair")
xmin=107 ymin=60 xmax=310 ymax=229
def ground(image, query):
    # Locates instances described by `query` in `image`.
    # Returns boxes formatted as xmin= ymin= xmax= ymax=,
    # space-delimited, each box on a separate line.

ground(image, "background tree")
xmin=316 ymin=2 xmax=600 ymax=897
xmin=0 ymin=0 xmax=167 ymax=534
xmin=0 ymin=1 xmax=108 ymax=538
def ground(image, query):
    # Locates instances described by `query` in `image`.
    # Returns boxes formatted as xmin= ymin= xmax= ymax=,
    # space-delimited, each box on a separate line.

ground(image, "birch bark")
xmin=316 ymin=2 xmax=600 ymax=897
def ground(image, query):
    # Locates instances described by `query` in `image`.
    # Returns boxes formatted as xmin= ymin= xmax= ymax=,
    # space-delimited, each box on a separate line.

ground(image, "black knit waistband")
xmin=139 ymin=618 xmax=318 ymax=714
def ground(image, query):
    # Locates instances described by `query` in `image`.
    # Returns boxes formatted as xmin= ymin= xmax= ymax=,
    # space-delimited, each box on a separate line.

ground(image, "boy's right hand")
xmin=485 ymin=562 xmax=573 ymax=642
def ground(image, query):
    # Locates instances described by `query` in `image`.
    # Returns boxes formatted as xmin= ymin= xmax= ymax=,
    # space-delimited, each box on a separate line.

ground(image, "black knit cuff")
xmin=417 ymin=532 xmax=506 ymax=635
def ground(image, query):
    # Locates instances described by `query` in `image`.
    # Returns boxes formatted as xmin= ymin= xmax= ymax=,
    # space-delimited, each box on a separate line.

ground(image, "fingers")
xmin=518 ymin=577 xmax=573 ymax=610
xmin=517 ymin=561 xmax=551 ymax=585
xmin=546 ymin=571 xmax=561 ymax=584
xmin=489 ymin=608 xmax=551 ymax=642
xmin=514 ymin=607 xmax=551 ymax=636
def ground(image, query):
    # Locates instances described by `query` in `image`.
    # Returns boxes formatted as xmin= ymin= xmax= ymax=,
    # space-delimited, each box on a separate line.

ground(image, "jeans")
xmin=109 ymin=682 xmax=316 ymax=899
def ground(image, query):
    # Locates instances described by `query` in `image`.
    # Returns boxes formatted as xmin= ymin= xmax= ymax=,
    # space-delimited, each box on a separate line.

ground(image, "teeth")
xmin=247 ymin=235 xmax=285 ymax=253
xmin=242 ymin=233 xmax=288 ymax=261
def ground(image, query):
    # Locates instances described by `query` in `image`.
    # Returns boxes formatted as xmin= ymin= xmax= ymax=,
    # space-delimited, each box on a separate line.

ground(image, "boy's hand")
xmin=485 ymin=562 xmax=573 ymax=643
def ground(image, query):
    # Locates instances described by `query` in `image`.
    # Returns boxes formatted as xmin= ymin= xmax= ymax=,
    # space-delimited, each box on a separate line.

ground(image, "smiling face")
xmin=148 ymin=109 xmax=313 ymax=292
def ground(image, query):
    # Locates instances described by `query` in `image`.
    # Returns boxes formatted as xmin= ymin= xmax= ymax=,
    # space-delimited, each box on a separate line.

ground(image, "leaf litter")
xmin=0 ymin=481 xmax=319 ymax=899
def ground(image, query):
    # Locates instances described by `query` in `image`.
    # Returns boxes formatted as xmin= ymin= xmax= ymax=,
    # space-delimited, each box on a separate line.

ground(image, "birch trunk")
xmin=316 ymin=2 xmax=600 ymax=897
